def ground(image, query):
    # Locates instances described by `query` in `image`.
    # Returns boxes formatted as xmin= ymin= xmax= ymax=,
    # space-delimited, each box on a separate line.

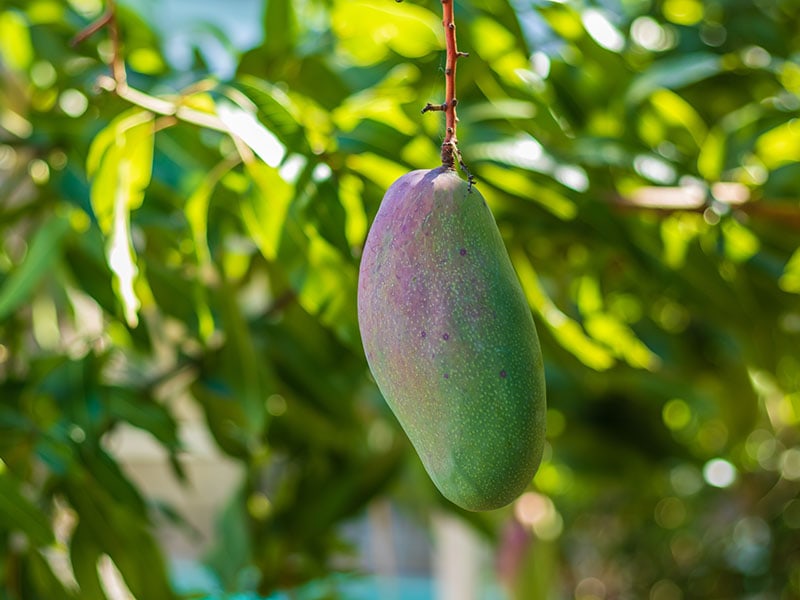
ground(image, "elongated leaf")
xmin=231 ymin=76 xmax=307 ymax=152
xmin=218 ymin=102 xmax=286 ymax=167
xmin=512 ymin=249 xmax=615 ymax=371
xmin=264 ymin=0 xmax=296 ymax=58
xmin=240 ymin=161 xmax=293 ymax=261
xmin=87 ymin=109 xmax=155 ymax=327
xmin=69 ymin=521 xmax=108 ymax=600
xmin=65 ymin=477 xmax=176 ymax=600
xmin=0 ymin=215 xmax=70 ymax=321
xmin=0 ymin=471 xmax=54 ymax=547
xmin=626 ymin=54 xmax=723 ymax=105
xmin=24 ymin=550 xmax=76 ymax=600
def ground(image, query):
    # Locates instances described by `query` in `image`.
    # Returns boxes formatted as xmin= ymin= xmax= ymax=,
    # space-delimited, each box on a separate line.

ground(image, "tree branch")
xmin=423 ymin=0 xmax=472 ymax=182
xmin=72 ymin=2 xmax=233 ymax=135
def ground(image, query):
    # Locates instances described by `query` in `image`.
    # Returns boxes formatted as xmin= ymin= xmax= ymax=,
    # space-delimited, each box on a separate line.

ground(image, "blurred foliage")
xmin=0 ymin=0 xmax=799 ymax=598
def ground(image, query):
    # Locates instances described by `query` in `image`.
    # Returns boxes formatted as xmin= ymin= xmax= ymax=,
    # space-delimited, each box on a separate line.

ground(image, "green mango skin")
xmin=358 ymin=167 xmax=546 ymax=511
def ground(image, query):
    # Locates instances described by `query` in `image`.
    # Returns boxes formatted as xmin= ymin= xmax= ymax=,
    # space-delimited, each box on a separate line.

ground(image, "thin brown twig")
xmin=106 ymin=0 xmax=127 ymax=89
xmin=72 ymin=1 xmax=233 ymax=136
xmin=70 ymin=10 xmax=113 ymax=47
xmin=422 ymin=0 xmax=472 ymax=183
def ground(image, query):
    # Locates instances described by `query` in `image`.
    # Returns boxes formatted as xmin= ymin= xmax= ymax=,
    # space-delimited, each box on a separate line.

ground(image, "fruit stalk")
xmin=422 ymin=0 xmax=469 ymax=174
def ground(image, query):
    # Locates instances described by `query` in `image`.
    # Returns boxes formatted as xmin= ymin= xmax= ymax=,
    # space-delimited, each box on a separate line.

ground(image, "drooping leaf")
xmin=512 ymin=249 xmax=615 ymax=371
xmin=0 ymin=215 xmax=70 ymax=321
xmin=86 ymin=108 xmax=155 ymax=328
xmin=23 ymin=550 xmax=76 ymax=600
xmin=65 ymin=475 xmax=177 ymax=600
xmin=0 ymin=470 xmax=54 ymax=547
xmin=69 ymin=521 xmax=109 ymax=600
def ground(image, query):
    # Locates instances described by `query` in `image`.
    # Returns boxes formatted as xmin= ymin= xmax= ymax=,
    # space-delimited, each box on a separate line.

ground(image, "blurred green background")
xmin=1 ymin=0 xmax=799 ymax=598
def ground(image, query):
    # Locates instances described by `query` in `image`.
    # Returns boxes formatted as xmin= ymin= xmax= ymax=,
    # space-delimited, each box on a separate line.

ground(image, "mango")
xmin=357 ymin=166 xmax=546 ymax=511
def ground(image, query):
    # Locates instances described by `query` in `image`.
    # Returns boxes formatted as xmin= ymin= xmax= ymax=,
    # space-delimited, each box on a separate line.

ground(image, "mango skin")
xmin=358 ymin=167 xmax=546 ymax=511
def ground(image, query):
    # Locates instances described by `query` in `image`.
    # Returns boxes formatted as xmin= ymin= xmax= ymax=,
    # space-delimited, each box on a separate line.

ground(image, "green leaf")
xmin=65 ymin=476 xmax=177 ymax=600
xmin=264 ymin=0 xmax=296 ymax=58
xmin=106 ymin=389 xmax=182 ymax=455
xmin=584 ymin=313 xmax=660 ymax=370
xmin=512 ymin=249 xmax=615 ymax=371
xmin=721 ymin=218 xmax=760 ymax=263
xmin=479 ymin=164 xmax=577 ymax=220
xmin=231 ymin=76 xmax=308 ymax=152
xmin=779 ymin=248 xmax=800 ymax=294
xmin=24 ymin=550 xmax=76 ymax=599
xmin=291 ymin=224 xmax=359 ymax=346
xmin=240 ymin=161 xmax=293 ymax=262
xmin=331 ymin=0 xmax=441 ymax=64
xmin=0 ymin=470 xmax=54 ymax=547
xmin=0 ymin=215 xmax=70 ymax=321
xmin=755 ymin=119 xmax=800 ymax=169
xmin=697 ymin=126 xmax=726 ymax=181
xmin=70 ymin=521 xmax=109 ymax=600
xmin=626 ymin=54 xmax=723 ymax=105
xmin=87 ymin=108 xmax=155 ymax=327
xmin=0 ymin=10 xmax=33 ymax=71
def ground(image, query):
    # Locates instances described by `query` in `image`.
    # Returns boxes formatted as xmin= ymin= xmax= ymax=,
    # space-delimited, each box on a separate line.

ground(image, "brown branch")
xmin=96 ymin=76 xmax=231 ymax=133
xmin=422 ymin=0 xmax=471 ymax=180
xmin=611 ymin=190 xmax=800 ymax=230
xmin=106 ymin=0 xmax=127 ymax=89
xmin=70 ymin=10 xmax=112 ymax=46
xmin=71 ymin=2 xmax=249 ymax=144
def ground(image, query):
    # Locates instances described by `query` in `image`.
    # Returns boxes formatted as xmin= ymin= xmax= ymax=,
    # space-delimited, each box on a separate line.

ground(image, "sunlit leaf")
xmin=347 ymin=152 xmax=408 ymax=193
xmin=332 ymin=0 xmax=441 ymax=65
xmin=755 ymin=119 xmax=800 ymax=169
xmin=240 ymin=161 xmax=293 ymax=262
xmin=470 ymin=17 xmax=529 ymax=83
xmin=293 ymin=224 xmax=359 ymax=345
xmin=650 ymin=89 xmax=707 ymax=146
xmin=627 ymin=54 xmax=723 ymax=105
xmin=479 ymin=164 xmax=577 ymax=220
xmin=512 ymin=249 xmax=615 ymax=370
xmin=0 ymin=10 xmax=33 ymax=70
xmin=87 ymin=109 xmax=155 ymax=327
xmin=721 ymin=218 xmax=760 ymax=263
xmin=697 ymin=127 xmax=725 ymax=181
xmin=779 ymin=248 xmax=800 ymax=294
xmin=219 ymin=101 xmax=286 ymax=167
xmin=661 ymin=213 xmax=705 ymax=269
xmin=338 ymin=173 xmax=368 ymax=248
xmin=584 ymin=313 xmax=660 ymax=370
xmin=231 ymin=76 xmax=307 ymax=152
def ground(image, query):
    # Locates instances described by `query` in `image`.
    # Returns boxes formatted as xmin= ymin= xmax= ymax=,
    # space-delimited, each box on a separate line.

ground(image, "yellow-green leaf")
xmin=86 ymin=109 xmax=155 ymax=327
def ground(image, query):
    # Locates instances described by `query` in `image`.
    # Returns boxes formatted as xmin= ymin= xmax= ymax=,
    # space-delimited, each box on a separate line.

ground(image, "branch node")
xmin=421 ymin=102 xmax=447 ymax=114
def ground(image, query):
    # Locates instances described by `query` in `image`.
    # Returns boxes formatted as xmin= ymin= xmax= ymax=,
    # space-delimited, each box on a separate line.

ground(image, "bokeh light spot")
xmin=779 ymin=447 xmax=800 ymax=480
xmin=703 ymin=458 xmax=736 ymax=488
xmin=575 ymin=577 xmax=606 ymax=600
xmin=655 ymin=497 xmax=687 ymax=529
xmin=650 ymin=579 xmax=683 ymax=600
xmin=662 ymin=398 xmax=691 ymax=430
